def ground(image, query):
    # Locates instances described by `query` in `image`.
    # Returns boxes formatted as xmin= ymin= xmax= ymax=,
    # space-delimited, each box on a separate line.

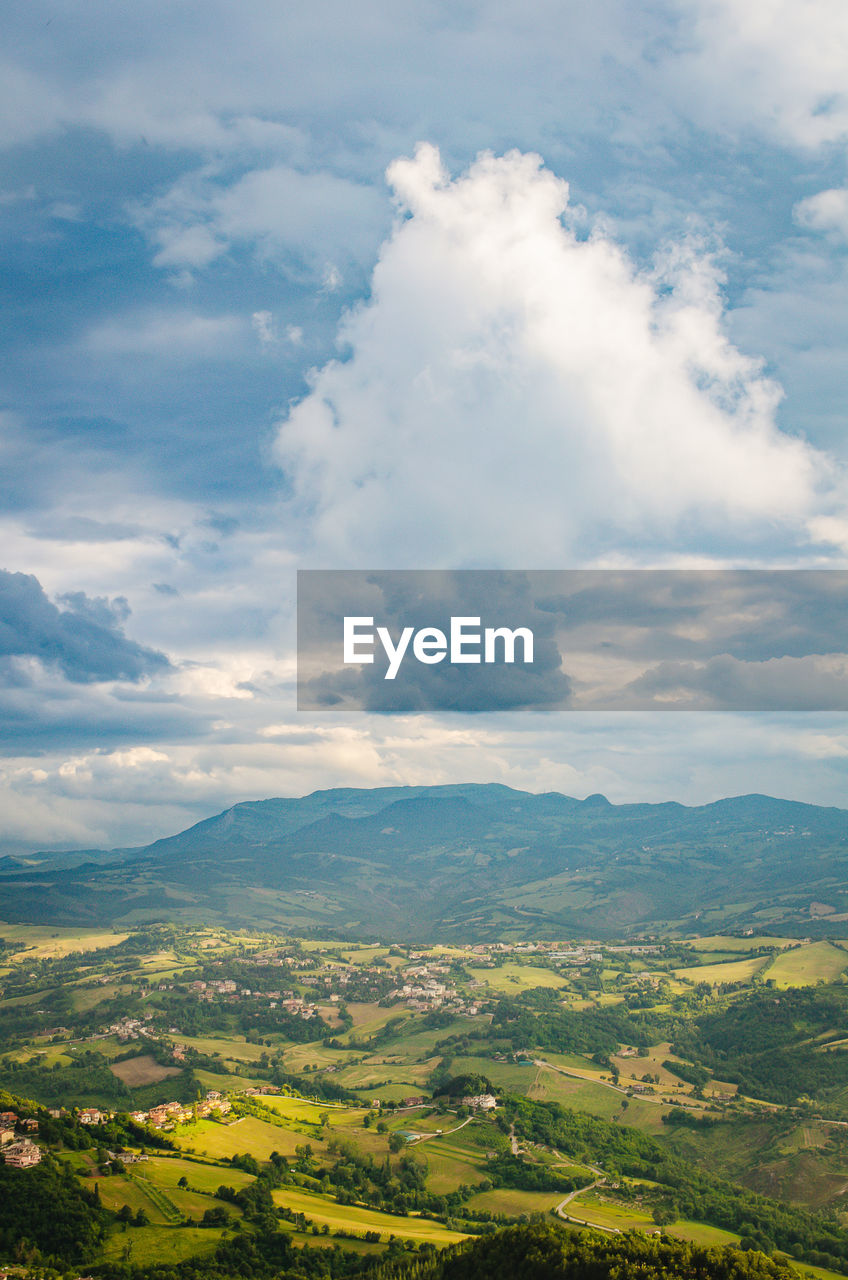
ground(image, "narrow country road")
xmin=555 ymin=1177 xmax=620 ymax=1234
xmin=412 ymin=1114 xmax=474 ymax=1143
xmin=534 ymin=1057 xmax=669 ymax=1106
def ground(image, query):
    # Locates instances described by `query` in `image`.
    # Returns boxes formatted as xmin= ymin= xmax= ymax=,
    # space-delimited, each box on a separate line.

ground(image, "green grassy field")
xmin=71 ymin=983 xmax=129 ymax=1011
xmin=271 ymin=1186 xmax=469 ymax=1243
xmin=98 ymin=1223 xmax=229 ymax=1265
xmin=766 ymin=942 xmax=848 ymax=988
xmin=419 ymin=1145 xmax=486 ymax=1194
xmin=366 ymin=1017 xmax=491 ymax=1060
xmin=561 ymin=1189 xmax=655 ymax=1231
xmin=143 ymin=1155 xmax=255 ymax=1194
xmin=467 ymin=1187 xmax=564 ymax=1215
xmin=333 ymin=1060 xmax=435 ymax=1096
xmin=178 ymin=1034 xmax=273 ymax=1061
xmin=0 ymin=921 xmax=130 ymax=959
xmin=257 ymin=1095 xmax=367 ymax=1128
xmin=560 ymin=1188 xmax=743 ymax=1248
xmin=96 ymin=1173 xmax=173 ymax=1225
xmin=344 ymin=1002 xmax=413 ymax=1034
xmin=141 ymin=1178 xmax=226 ymax=1222
xmin=445 ymin=1052 xmax=635 ymax=1121
xmin=173 ymin=1115 xmax=316 ymax=1162
xmin=788 ymin=1260 xmax=848 ymax=1280
xmin=674 ymin=957 xmax=769 ymax=985
xmin=5 ymin=1044 xmax=75 ymax=1066
xmin=280 ymin=1044 xmax=356 ymax=1071
xmin=669 ymin=1221 xmax=744 ymax=1247
xmin=528 ymin=1064 xmax=627 ymax=1111
xmin=337 ymin=946 xmax=391 ymax=964
xmin=194 ymin=1067 xmax=267 ymax=1091
xmin=447 ymin=1054 xmax=539 ymax=1092
xmin=466 ymin=962 xmax=568 ymax=993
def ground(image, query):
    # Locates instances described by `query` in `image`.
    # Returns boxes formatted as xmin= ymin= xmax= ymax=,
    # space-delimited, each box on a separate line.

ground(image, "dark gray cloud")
xmin=0 ymin=570 xmax=170 ymax=683
xmin=0 ymin=671 xmax=202 ymax=753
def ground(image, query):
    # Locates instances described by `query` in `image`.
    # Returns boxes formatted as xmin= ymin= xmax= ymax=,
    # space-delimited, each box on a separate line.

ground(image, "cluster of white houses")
xmin=2 ymin=1140 xmax=41 ymax=1168
xmin=460 ymin=1094 xmax=498 ymax=1110
xmin=78 ymin=1091 xmax=232 ymax=1130
xmin=0 ymin=1110 xmax=41 ymax=1168
xmin=389 ymin=974 xmax=480 ymax=1016
xmin=0 ymin=1087 xmax=240 ymax=1172
xmin=186 ymin=979 xmax=317 ymax=1015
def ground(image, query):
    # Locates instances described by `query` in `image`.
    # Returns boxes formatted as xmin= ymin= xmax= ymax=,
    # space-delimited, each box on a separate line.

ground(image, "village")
xmin=0 ymin=1088 xmax=238 ymax=1172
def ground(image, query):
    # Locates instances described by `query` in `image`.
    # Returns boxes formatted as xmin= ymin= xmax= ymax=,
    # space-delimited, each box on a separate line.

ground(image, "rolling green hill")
xmin=2 ymin=785 xmax=848 ymax=940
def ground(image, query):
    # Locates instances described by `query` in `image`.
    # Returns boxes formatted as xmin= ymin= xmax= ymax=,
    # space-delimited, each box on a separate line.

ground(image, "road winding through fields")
xmin=411 ymin=1115 xmax=474 ymax=1143
xmin=534 ymin=1057 xmax=671 ymax=1107
xmin=554 ymin=1166 xmax=619 ymax=1234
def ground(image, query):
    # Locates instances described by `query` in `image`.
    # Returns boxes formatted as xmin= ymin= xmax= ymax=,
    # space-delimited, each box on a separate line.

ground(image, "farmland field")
xmin=766 ymin=941 xmax=848 ymax=988
xmin=271 ymin=1186 xmax=469 ymax=1243
xmin=466 ymin=962 xmax=569 ymax=993
xmin=142 ymin=1155 xmax=256 ymax=1194
xmin=4 ymin=914 xmax=848 ymax=1280
xmin=0 ymin=921 xmax=130 ymax=959
xmin=673 ymin=957 xmax=769 ymax=985
xmin=178 ymin=1034 xmax=271 ymax=1061
xmin=172 ymin=1115 xmax=316 ymax=1162
xmin=110 ymin=1054 xmax=181 ymax=1086
xmin=98 ymin=1224 xmax=228 ymax=1265
xmin=467 ymin=1187 xmax=564 ymax=1215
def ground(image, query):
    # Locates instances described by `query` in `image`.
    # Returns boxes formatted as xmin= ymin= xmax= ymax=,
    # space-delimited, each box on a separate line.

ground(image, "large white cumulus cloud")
xmin=276 ymin=145 xmax=833 ymax=566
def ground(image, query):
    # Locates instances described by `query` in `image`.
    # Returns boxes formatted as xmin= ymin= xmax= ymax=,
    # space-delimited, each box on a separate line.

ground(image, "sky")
xmin=3 ymin=0 xmax=848 ymax=851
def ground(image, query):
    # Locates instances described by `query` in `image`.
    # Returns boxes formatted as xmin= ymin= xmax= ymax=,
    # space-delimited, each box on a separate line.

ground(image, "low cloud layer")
xmin=277 ymin=146 xmax=837 ymax=566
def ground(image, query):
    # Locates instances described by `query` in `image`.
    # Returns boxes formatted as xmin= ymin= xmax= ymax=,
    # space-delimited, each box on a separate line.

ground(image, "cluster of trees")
xmin=662 ymin=1059 xmax=711 ymax=1090
xmin=268 ymin=1068 xmax=362 ymax=1102
xmin=432 ymin=1073 xmax=495 ymax=1099
xmin=373 ymin=1222 xmax=799 ymax=1280
xmin=0 ymin=1153 xmax=108 ymax=1265
xmin=0 ymin=1049 xmax=135 ymax=1109
xmin=484 ymin=1154 xmax=591 ymax=1194
xmin=670 ymin=987 xmax=848 ymax=1105
xmin=290 ymin=1138 xmax=475 ymax=1219
xmin=490 ymin=999 xmax=660 ymax=1056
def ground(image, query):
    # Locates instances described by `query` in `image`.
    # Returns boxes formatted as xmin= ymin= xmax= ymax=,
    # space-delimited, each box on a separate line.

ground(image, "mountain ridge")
xmin=2 ymin=784 xmax=847 ymax=940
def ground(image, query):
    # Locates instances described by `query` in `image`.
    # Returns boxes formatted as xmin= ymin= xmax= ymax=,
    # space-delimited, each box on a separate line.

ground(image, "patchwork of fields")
xmin=2 ymin=922 xmax=848 ymax=1279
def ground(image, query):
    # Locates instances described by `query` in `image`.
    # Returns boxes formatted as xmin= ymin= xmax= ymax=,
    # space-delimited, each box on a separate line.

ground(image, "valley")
xmin=2 ymin=918 xmax=848 ymax=1279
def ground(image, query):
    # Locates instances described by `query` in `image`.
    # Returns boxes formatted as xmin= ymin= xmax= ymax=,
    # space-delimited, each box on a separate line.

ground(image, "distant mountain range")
xmin=2 ymin=784 xmax=848 ymax=940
